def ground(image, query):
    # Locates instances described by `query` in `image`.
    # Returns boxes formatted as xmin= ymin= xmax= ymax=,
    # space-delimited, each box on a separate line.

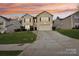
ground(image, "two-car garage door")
xmin=37 ymin=25 xmax=52 ymax=31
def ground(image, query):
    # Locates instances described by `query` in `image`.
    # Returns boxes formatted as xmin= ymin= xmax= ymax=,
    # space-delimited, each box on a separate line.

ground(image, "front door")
xmin=25 ymin=25 xmax=30 ymax=30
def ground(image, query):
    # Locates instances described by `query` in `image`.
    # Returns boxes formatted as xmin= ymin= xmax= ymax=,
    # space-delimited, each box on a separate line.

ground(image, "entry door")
xmin=25 ymin=25 xmax=30 ymax=30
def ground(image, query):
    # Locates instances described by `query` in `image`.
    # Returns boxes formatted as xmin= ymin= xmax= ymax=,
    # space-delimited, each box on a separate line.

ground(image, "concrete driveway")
xmin=20 ymin=31 xmax=79 ymax=56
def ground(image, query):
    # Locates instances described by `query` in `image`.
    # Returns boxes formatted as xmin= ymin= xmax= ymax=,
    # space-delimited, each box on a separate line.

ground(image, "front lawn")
xmin=0 ymin=31 xmax=37 ymax=44
xmin=0 ymin=50 xmax=22 ymax=56
xmin=57 ymin=29 xmax=79 ymax=39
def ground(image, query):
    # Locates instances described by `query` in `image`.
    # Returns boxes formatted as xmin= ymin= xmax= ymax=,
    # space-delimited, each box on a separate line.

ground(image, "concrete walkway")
xmin=0 ymin=44 xmax=30 ymax=51
xmin=20 ymin=31 xmax=79 ymax=56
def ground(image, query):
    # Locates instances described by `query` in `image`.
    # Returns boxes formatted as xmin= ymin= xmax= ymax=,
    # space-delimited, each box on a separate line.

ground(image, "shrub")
xmin=52 ymin=26 xmax=56 ymax=30
xmin=14 ymin=29 xmax=21 ymax=32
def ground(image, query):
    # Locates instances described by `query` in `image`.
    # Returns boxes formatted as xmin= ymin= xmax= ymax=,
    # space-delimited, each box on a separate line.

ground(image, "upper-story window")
xmin=41 ymin=17 xmax=49 ymax=22
xmin=25 ymin=18 xmax=31 ymax=22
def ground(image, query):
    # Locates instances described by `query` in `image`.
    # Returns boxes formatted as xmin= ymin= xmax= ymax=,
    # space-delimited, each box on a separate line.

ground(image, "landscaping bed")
xmin=0 ymin=31 xmax=37 ymax=44
xmin=57 ymin=29 xmax=79 ymax=39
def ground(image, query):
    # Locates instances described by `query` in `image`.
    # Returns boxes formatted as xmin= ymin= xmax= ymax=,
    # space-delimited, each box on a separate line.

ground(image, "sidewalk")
xmin=0 ymin=44 xmax=30 ymax=51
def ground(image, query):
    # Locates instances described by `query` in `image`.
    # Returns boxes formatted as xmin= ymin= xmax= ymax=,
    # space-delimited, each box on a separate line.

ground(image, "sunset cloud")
xmin=0 ymin=3 xmax=78 ymax=15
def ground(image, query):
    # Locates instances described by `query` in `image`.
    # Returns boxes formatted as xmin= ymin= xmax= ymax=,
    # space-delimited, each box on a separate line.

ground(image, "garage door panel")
xmin=38 ymin=25 xmax=52 ymax=30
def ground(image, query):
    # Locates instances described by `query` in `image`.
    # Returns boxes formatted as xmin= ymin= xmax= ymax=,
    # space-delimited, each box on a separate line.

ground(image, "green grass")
xmin=0 ymin=50 xmax=22 ymax=56
xmin=57 ymin=29 xmax=79 ymax=39
xmin=0 ymin=31 xmax=37 ymax=44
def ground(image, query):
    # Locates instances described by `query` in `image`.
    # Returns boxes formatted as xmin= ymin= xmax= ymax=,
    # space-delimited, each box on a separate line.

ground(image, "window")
xmin=41 ymin=17 xmax=48 ymax=22
xmin=75 ymin=25 xmax=79 ymax=29
xmin=25 ymin=18 xmax=30 ymax=22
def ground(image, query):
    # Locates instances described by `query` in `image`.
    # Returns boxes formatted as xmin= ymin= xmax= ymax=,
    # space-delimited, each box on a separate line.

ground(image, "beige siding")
xmin=21 ymin=15 xmax=33 ymax=30
xmin=36 ymin=12 xmax=53 ymax=30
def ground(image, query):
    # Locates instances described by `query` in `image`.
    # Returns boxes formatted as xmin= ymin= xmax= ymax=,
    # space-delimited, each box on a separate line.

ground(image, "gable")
xmin=0 ymin=16 xmax=11 ymax=22
xmin=36 ymin=11 xmax=53 ymax=17
xmin=22 ymin=14 xmax=33 ymax=18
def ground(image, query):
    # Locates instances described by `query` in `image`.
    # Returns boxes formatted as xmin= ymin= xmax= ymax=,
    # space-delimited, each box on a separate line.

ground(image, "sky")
xmin=0 ymin=3 xmax=78 ymax=18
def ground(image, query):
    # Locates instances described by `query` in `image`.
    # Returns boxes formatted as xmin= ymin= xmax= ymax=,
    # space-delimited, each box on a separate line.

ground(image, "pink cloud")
xmin=0 ymin=3 xmax=78 ymax=14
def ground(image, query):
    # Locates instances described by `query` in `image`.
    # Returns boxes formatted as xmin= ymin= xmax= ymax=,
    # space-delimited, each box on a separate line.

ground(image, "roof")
xmin=36 ymin=11 xmax=53 ymax=17
xmin=0 ymin=16 xmax=11 ymax=21
xmin=57 ymin=11 xmax=79 ymax=20
xmin=56 ymin=16 xmax=63 ymax=20
xmin=21 ymin=14 xmax=33 ymax=18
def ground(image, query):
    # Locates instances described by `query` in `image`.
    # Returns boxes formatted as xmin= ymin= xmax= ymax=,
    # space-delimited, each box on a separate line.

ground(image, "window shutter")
xmin=49 ymin=17 xmax=50 ymax=22
xmin=30 ymin=18 xmax=31 ymax=22
xmin=40 ymin=17 xmax=41 ymax=22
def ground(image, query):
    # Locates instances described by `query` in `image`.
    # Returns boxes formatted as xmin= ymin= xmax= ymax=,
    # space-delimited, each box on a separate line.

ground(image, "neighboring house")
xmin=0 ymin=16 xmax=21 ymax=33
xmin=0 ymin=16 xmax=10 ymax=33
xmin=54 ymin=11 xmax=79 ymax=29
xmin=21 ymin=14 xmax=34 ymax=30
xmin=35 ymin=11 xmax=53 ymax=30
xmin=6 ymin=20 xmax=21 ymax=33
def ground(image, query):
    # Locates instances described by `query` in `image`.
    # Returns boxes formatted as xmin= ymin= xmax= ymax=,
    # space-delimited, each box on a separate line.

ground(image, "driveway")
xmin=20 ymin=31 xmax=79 ymax=56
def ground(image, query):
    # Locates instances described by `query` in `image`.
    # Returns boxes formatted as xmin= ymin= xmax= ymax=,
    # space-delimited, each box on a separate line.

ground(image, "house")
xmin=6 ymin=19 xmax=21 ymax=33
xmin=54 ymin=11 xmax=79 ymax=29
xmin=35 ymin=11 xmax=53 ymax=30
xmin=20 ymin=14 xmax=34 ymax=30
xmin=0 ymin=16 xmax=9 ymax=33
xmin=0 ymin=16 xmax=21 ymax=33
xmin=20 ymin=11 xmax=53 ymax=31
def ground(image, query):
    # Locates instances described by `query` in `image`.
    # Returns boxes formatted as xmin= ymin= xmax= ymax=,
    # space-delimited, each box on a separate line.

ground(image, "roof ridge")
xmin=21 ymin=13 xmax=33 ymax=18
xmin=0 ymin=16 xmax=11 ymax=21
xmin=36 ymin=11 xmax=53 ymax=17
xmin=57 ymin=10 xmax=79 ymax=20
